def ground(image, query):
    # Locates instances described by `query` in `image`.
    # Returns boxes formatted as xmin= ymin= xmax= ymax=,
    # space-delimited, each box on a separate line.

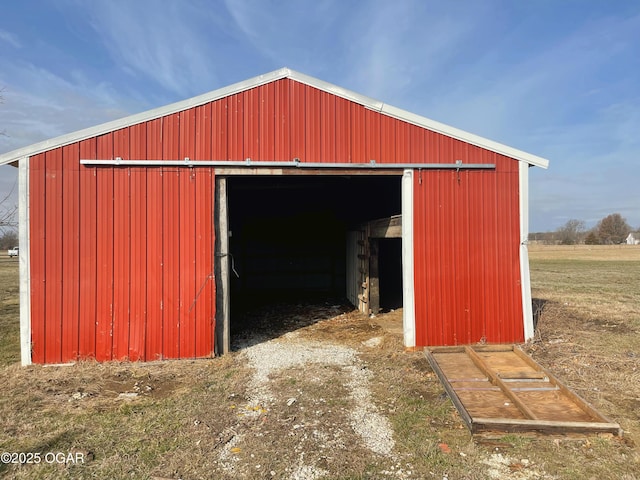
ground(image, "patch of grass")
xmin=0 ymin=259 xmax=20 ymax=366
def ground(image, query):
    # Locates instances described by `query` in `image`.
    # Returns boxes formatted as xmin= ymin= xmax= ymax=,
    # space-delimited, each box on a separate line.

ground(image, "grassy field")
xmin=525 ymin=244 xmax=640 ymax=476
xmin=0 ymin=247 xmax=639 ymax=479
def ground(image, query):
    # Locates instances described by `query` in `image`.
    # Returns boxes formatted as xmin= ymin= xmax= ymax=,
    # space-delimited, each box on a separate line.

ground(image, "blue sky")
xmin=1 ymin=0 xmax=639 ymax=232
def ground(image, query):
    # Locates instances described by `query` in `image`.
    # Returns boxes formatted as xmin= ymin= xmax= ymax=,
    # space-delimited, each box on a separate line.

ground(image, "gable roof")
xmin=0 ymin=67 xmax=549 ymax=168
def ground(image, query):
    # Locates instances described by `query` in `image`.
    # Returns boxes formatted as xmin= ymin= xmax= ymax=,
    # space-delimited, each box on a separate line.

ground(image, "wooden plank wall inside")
xmin=347 ymin=215 xmax=402 ymax=315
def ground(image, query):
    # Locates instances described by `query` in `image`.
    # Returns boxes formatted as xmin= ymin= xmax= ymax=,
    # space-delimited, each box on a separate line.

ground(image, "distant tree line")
xmin=530 ymin=213 xmax=637 ymax=245
xmin=0 ymin=230 xmax=18 ymax=250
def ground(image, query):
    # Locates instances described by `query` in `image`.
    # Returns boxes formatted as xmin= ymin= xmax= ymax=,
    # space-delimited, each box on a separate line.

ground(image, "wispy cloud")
xmin=222 ymin=0 xmax=348 ymax=75
xmin=0 ymin=62 xmax=134 ymax=152
xmin=70 ymin=1 xmax=229 ymax=99
xmin=339 ymin=1 xmax=488 ymax=102
xmin=0 ymin=29 xmax=21 ymax=49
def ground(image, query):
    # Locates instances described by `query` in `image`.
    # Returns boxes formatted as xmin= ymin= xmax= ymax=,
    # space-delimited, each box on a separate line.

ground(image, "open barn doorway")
xmin=378 ymin=238 xmax=403 ymax=311
xmin=217 ymin=174 xmax=403 ymax=350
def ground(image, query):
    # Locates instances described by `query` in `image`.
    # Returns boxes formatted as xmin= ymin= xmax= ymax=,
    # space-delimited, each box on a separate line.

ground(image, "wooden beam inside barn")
xmin=368 ymin=215 xmax=402 ymax=239
xmin=361 ymin=215 xmax=402 ymax=315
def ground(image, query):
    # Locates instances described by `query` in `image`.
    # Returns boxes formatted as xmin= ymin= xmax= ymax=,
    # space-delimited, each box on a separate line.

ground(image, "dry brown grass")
xmin=523 ymin=245 xmax=640 ymax=478
xmin=1 ymin=248 xmax=639 ymax=479
xmin=528 ymin=243 xmax=640 ymax=261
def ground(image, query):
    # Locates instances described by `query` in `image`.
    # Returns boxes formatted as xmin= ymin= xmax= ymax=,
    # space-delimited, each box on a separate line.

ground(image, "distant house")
xmin=626 ymin=233 xmax=640 ymax=245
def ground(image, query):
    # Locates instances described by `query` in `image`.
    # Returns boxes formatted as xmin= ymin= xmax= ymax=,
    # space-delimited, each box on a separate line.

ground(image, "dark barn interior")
xmin=226 ymin=175 xmax=403 ymax=336
xmin=378 ymin=238 xmax=403 ymax=311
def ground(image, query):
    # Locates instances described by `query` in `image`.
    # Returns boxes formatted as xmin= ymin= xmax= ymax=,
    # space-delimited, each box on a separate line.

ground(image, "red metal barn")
xmin=0 ymin=68 xmax=549 ymax=365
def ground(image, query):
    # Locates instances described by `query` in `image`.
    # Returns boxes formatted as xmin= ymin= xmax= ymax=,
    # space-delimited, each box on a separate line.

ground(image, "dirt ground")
xmin=1 ymin=248 xmax=639 ymax=479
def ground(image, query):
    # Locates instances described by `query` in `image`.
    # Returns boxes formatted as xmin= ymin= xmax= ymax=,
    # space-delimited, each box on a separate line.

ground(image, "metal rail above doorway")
xmin=80 ymin=158 xmax=496 ymax=170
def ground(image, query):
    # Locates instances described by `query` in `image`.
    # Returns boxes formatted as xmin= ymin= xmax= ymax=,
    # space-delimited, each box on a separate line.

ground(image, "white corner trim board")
xmin=519 ymin=161 xmax=535 ymax=342
xmin=401 ymin=169 xmax=416 ymax=348
xmin=18 ymin=157 xmax=32 ymax=366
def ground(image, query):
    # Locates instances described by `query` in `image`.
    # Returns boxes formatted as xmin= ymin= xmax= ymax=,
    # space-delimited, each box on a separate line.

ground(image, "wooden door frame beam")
xmin=214 ymin=177 xmax=230 ymax=355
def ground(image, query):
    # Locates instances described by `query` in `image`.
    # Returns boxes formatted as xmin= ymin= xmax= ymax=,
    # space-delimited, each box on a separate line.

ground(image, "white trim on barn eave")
xmin=0 ymin=67 xmax=550 ymax=169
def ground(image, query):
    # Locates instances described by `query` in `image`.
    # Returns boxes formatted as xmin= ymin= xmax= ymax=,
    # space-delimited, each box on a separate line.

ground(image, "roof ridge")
xmin=0 ymin=68 xmax=549 ymax=168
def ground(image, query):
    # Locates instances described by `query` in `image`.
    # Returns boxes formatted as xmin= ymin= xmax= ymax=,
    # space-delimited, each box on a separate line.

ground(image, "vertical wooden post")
xmin=215 ymin=177 xmax=230 ymax=354
xmin=369 ymin=238 xmax=380 ymax=315
xmin=357 ymin=224 xmax=370 ymax=314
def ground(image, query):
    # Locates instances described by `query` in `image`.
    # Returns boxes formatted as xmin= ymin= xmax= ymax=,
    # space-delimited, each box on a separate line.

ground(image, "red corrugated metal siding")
xmin=113 ymin=128 xmax=131 ymax=360
xmin=29 ymin=77 xmax=524 ymax=362
xmin=44 ymin=148 xmax=63 ymax=363
xmin=179 ymin=109 xmax=197 ymax=358
xmin=162 ymin=114 xmax=181 ymax=359
xmin=275 ymin=80 xmax=290 ymax=160
xmin=335 ymin=97 xmax=350 ymax=162
xmin=78 ymin=138 xmax=97 ymax=358
xmin=412 ymin=147 xmax=523 ymax=346
xmin=194 ymin=169 xmax=215 ymax=357
xmin=145 ymin=119 xmax=164 ymax=360
xmin=29 ymin=153 xmax=46 ymax=363
xmin=290 ymin=81 xmax=306 ymax=161
xmin=62 ymin=143 xmax=80 ymax=360
xmin=259 ymin=83 xmax=275 ymax=161
xmin=129 ymin=123 xmax=148 ymax=361
xmin=29 ymin=118 xmax=217 ymax=363
xmin=194 ymin=105 xmax=215 ymax=357
xmin=96 ymin=134 xmax=114 ymax=361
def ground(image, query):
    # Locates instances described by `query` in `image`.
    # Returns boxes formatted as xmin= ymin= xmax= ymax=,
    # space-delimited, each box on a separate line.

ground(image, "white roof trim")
xmin=0 ymin=67 xmax=549 ymax=169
